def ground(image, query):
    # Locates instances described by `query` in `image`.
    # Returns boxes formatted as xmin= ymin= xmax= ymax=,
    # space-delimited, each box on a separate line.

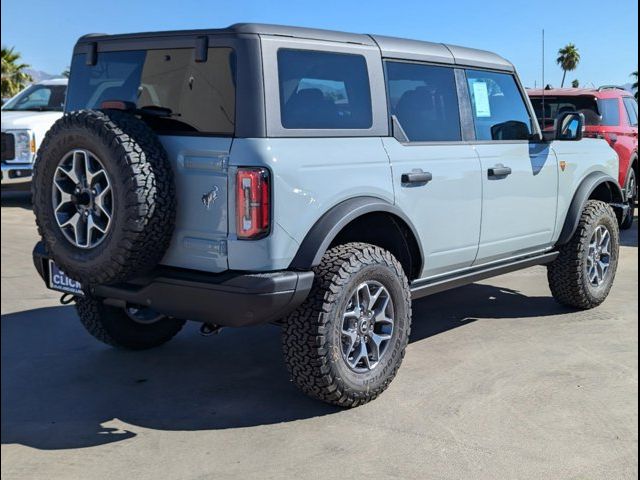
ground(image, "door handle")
xmin=488 ymin=165 xmax=512 ymax=178
xmin=401 ymin=170 xmax=432 ymax=185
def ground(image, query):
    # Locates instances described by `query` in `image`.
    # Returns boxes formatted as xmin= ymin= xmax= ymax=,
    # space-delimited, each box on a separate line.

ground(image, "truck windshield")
xmin=2 ymin=84 xmax=67 ymax=111
xmin=65 ymin=48 xmax=236 ymax=135
xmin=530 ymin=96 xmax=602 ymax=129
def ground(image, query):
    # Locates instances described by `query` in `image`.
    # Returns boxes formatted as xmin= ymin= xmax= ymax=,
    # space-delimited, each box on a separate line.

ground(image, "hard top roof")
xmin=35 ymin=78 xmax=68 ymax=86
xmin=527 ymin=87 xmax=633 ymax=99
xmin=77 ymin=23 xmax=514 ymax=72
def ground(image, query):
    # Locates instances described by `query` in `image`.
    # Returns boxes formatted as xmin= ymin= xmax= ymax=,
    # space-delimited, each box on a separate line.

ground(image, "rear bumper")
xmin=32 ymin=242 xmax=314 ymax=327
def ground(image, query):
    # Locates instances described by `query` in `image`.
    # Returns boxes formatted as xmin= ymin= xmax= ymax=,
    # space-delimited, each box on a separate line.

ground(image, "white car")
xmin=1 ymin=78 xmax=67 ymax=184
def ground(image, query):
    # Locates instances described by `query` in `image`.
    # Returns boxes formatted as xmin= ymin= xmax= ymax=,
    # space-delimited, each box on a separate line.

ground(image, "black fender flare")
xmin=556 ymin=172 xmax=624 ymax=245
xmin=289 ymin=196 xmax=424 ymax=271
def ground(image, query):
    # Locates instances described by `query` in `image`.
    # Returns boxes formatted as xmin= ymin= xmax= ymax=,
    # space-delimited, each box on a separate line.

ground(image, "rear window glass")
xmin=530 ymin=96 xmax=602 ymax=128
xmin=65 ymin=48 xmax=236 ymax=135
xmin=385 ymin=61 xmax=461 ymax=142
xmin=277 ymin=49 xmax=372 ymax=129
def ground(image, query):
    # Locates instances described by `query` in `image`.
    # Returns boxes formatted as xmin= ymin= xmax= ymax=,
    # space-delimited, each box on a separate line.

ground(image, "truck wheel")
xmin=548 ymin=200 xmax=619 ymax=309
xmin=32 ymin=109 xmax=175 ymax=285
xmin=282 ymin=243 xmax=412 ymax=407
xmin=620 ymin=166 xmax=636 ymax=230
xmin=75 ymin=296 xmax=185 ymax=350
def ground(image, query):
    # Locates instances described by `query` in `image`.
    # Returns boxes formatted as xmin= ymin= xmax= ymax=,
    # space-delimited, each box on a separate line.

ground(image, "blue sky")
xmin=1 ymin=0 xmax=637 ymax=88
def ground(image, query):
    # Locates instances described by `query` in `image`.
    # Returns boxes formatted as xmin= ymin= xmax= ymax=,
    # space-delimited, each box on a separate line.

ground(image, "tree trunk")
xmin=561 ymin=70 xmax=567 ymax=88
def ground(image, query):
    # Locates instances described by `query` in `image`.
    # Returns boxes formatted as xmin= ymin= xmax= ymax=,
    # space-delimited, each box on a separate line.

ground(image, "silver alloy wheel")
xmin=52 ymin=149 xmax=113 ymax=249
xmin=341 ymin=281 xmax=394 ymax=373
xmin=627 ymin=169 xmax=637 ymax=203
xmin=586 ymin=225 xmax=612 ymax=287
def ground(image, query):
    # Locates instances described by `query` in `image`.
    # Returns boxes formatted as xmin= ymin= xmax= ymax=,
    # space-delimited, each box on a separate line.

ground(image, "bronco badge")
xmin=202 ymin=186 xmax=219 ymax=210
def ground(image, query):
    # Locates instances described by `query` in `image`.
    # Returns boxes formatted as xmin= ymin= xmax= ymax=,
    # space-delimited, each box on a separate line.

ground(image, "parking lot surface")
xmin=1 ymin=188 xmax=638 ymax=480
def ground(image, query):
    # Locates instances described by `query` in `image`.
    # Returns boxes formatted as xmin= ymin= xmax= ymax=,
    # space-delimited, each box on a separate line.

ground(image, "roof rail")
xmin=597 ymin=85 xmax=626 ymax=92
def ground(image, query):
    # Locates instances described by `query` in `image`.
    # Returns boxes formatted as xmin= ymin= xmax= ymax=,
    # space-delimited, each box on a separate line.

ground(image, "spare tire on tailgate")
xmin=32 ymin=109 xmax=176 ymax=285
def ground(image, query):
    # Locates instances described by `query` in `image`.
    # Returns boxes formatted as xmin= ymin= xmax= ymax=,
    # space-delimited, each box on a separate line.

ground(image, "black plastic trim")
xmin=32 ymin=242 xmax=314 ymax=327
xmin=556 ymin=172 xmax=624 ymax=245
xmin=410 ymin=251 xmax=559 ymax=299
xmin=289 ymin=196 xmax=424 ymax=271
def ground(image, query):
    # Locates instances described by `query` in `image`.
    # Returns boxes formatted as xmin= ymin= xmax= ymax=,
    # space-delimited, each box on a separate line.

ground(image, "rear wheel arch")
xmin=557 ymin=172 xmax=624 ymax=246
xmin=289 ymin=197 xmax=423 ymax=280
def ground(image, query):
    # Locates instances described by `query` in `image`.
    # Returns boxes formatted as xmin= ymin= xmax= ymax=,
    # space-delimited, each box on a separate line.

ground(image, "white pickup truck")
xmin=1 ymin=78 xmax=67 ymax=184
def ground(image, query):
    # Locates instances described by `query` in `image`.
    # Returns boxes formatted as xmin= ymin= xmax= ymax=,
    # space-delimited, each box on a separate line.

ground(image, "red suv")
xmin=528 ymin=87 xmax=638 ymax=229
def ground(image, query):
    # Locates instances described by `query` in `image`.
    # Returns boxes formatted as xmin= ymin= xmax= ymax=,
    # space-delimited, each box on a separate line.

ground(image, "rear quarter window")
xmin=597 ymin=98 xmax=621 ymax=126
xmin=65 ymin=48 xmax=236 ymax=135
xmin=623 ymin=97 xmax=638 ymax=126
xmin=277 ymin=49 xmax=372 ymax=129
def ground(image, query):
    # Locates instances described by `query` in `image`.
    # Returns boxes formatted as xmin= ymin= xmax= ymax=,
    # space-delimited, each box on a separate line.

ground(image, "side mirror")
xmin=490 ymin=120 xmax=531 ymax=141
xmin=556 ymin=112 xmax=585 ymax=141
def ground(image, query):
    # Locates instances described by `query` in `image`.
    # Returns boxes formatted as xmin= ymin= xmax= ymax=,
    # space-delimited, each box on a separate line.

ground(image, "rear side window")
xmin=466 ymin=70 xmax=532 ymax=141
xmin=597 ymin=99 xmax=621 ymax=126
xmin=277 ymin=49 xmax=372 ymax=129
xmin=385 ymin=61 xmax=461 ymax=142
xmin=66 ymin=48 xmax=236 ymax=135
xmin=623 ymin=97 xmax=638 ymax=126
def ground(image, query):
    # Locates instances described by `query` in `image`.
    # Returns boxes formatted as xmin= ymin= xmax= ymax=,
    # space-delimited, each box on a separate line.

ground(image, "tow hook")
xmin=200 ymin=323 xmax=223 ymax=336
xmin=60 ymin=293 xmax=76 ymax=305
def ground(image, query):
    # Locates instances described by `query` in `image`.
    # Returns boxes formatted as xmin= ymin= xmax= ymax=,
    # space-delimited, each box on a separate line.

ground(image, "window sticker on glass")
xmin=472 ymin=81 xmax=491 ymax=118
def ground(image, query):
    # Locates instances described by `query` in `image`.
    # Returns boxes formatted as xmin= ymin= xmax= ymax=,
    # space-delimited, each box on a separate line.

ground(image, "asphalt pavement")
xmin=1 ymin=187 xmax=637 ymax=480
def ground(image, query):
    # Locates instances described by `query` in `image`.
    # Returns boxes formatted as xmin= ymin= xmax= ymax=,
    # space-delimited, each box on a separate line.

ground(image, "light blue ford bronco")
xmin=31 ymin=24 xmax=627 ymax=407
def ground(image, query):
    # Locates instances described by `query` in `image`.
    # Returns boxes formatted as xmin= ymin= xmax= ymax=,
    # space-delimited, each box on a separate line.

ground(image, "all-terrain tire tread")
xmin=75 ymin=296 xmax=184 ymax=350
xmin=32 ymin=109 xmax=176 ymax=285
xmin=547 ymin=200 xmax=619 ymax=309
xmin=282 ymin=242 xmax=411 ymax=408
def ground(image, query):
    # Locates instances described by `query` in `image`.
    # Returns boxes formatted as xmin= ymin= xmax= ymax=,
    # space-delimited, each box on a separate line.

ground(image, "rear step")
xmin=410 ymin=251 xmax=559 ymax=299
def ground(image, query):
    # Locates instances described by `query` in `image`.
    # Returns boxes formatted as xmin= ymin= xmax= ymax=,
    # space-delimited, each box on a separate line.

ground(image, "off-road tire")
xmin=620 ymin=164 xmax=637 ymax=230
xmin=548 ymin=200 xmax=620 ymax=309
xmin=76 ymin=296 xmax=185 ymax=350
xmin=282 ymin=243 xmax=412 ymax=407
xmin=32 ymin=109 xmax=176 ymax=285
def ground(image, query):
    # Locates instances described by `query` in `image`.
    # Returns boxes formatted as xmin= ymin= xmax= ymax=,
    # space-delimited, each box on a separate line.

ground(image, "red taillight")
xmin=236 ymin=167 xmax=270 ymax=239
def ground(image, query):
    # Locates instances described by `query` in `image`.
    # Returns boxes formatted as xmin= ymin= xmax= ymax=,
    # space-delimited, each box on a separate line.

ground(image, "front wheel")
xmin=620 ymin=166 xmax=637 ymax=230
xmin=282 ymin=243 xmax=412 ymax=407
xmin=548 ymin=200 xmax=620 ymax=309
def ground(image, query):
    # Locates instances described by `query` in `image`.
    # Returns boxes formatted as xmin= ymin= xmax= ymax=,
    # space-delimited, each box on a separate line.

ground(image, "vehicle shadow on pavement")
xmin=1 ymin=282 xmax=575 ymax=451
xmin=620 ymin=215 xmax=638 ymax=247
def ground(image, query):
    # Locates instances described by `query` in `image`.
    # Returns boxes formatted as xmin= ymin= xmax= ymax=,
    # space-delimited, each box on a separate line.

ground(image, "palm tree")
xmin=556 ymin=43 xmax=580 ymax=88
xmin=62 ymin=68 xmax=70 ymax=78
xmin=1 ymin=46 xmax=31 ymax=98
xmin=632 ymin=71 xmax=638 ymax=100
